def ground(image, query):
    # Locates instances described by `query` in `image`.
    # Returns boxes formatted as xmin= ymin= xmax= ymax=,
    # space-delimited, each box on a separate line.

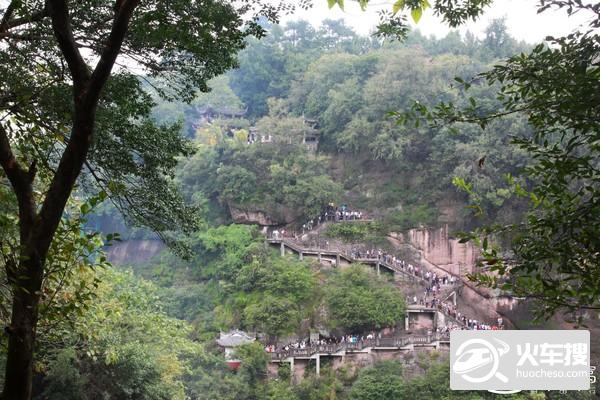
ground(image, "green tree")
xmin=39 ymin=348 xmax=86 ymax=400
xmin=348 ymin=361 xmax=405 ymax=400
xmin=35 ymin=267 xmax=211 ymax=400
xmin=402 ymin=4 xmax=600 ymax=318
xmin=325 ymin=265 xmax=405 ymax=332
xmin=482 ymin=17 xmax=518 ymax=59
xmin=178 ymin=140 xmax=341 ymax=224
xmin=0 ymin=0 xmax=283 ymax=397
xmin=232 ymin=255 xmax=318 ymax=340
xmin=230 ymin=342 xmax=270 ymax=400
xmin=342 ymin=0 xmax=600 ymax=318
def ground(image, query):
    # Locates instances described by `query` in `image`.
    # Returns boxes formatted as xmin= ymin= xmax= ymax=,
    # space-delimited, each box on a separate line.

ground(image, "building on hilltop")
xmin=196 ymin=104 xmax=247 ymax=123
xmin=248 ymin=127 xmax=273 ymax=144
xmin=248 ymin=118 xmax=320 ymax=150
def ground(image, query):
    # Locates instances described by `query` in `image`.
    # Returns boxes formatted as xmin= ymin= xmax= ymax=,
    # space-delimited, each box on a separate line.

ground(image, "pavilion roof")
xmin=216 ymin=330 xmax=255 ymax=347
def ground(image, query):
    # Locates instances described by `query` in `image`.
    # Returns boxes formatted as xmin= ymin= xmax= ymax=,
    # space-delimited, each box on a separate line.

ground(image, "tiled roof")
xmin=216 ymin=330 xmax=255 ymax=347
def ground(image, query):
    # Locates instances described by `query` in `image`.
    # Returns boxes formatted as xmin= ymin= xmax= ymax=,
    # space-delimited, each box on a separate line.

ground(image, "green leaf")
xmin=327 ymin=0 xmax=337 ymax=9
xmin=80 ymin=203 xmax=91 ymax=214
xmin=392 ymin=0 xmax=405 ymax=14
xmin=411 ymin=7 xmax=423 ymax=23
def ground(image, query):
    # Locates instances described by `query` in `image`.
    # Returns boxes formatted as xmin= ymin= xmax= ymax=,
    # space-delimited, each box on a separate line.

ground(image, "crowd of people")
xmin=265 ymin=312 xmax=503 ymax=354
xmin=350 ymin=248 xmax=457 ymax=286
xmin=351 ymin=247 xmax=505 ymax=332
xmin=324 ymin=203 xmax=364 ymax=222
xmin=264 ymin=331 xmax=391 ymax=353
xmin=266 ymin=203 xmax=504 ymax=346
xmin=270 ymin=228 xmax=290 ymax=240
xmin=414 ymin=288 xmax=503 ymax=331
xmin=300 ymin=204 xmax=365 ymax=234
xmin=268 ymin=203 xmax=366 ymax=240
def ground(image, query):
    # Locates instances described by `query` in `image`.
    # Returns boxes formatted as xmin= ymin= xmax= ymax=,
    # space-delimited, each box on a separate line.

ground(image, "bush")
xmin=383 ymin=204 xmax=438 ymax=232
xmin=324 ymin=221 xmax=382 ymax=242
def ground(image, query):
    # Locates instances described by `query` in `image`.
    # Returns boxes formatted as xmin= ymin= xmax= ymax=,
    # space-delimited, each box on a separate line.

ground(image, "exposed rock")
xmin=388 ymin=226 xmax=515 ymax=327
xmin=228 ymin=202 xmax=301 ymax=226
xmin=391 ymin=225 xmax=480 ymax=276
xmin=107 ymin=239 xmax=165 ymax=265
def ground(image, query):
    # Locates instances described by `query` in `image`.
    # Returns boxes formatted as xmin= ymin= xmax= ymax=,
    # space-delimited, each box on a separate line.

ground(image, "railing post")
xmin=376 ymin=262 xmax=380 ymax=276
xmin=315 ymin=354 xmax=320 ymax=376
xmin=299 ymin=252 xmax=303 ymax=261
xmin=280 ymin=242 xmax=285 ymax=257
xmin=336 ymin=254 xmax=340 ymax=267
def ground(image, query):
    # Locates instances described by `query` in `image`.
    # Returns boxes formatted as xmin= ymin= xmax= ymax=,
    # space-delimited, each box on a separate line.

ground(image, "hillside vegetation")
xmin=170 ymin=19 xmax=532 ymax=234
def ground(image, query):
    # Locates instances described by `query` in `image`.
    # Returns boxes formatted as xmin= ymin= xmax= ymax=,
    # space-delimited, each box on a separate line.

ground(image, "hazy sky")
xmin=281 ymin=0 xmax=594 ymax=43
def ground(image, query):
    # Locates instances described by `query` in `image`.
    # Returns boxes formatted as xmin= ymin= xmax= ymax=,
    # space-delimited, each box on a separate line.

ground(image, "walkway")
xmin=267 ymin=237 xmax=431 ymax=281
xmin=267 ymin=237 xmax=471 ymax=329
xmin=269 ymin=333 xmax=449 ymax=361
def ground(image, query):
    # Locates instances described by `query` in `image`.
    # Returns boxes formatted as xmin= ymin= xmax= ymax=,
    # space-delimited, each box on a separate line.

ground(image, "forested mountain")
xmin=34 ymin=19 xmax=592 ymax=399
xmin=1 ymin=0 xmax=598 ymax=397
xmin=168 ymin=19 xmax=532 ymax=236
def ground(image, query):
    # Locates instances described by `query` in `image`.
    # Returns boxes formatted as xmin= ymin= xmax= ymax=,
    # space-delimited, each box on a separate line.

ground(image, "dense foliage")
xmin=401 ymin=5 xmax=600 ymax=318
xmin=137 ymin=224 xmax=406 ymax=339
xmin=35 ymin=268 xmax=204 ymax=400
xmin=326 ymin=266 xmax=406 ymax=332
xmin=158 ymin=19 xmax=531 ymax=232
xmin=178 ymin=141 xmax=342 ymax=223
xmin=324 ymin=222 xmax=383 ymax=243
xmin=2 ymin=0 xmax=599 ymax=396
xmin=0 ymin=0 xmax=287 ymax=396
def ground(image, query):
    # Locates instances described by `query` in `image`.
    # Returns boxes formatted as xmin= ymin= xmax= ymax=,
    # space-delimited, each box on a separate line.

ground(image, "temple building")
xmin=216 ymin=330 xmax=256 ymax=370
xmin=195 ymin=105 xmax=247 ymax=122
xmin=248 ymin=127 xmax=273 ymax=144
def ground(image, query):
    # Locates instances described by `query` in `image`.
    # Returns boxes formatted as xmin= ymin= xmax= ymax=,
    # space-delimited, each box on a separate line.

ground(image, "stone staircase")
xmin=268 ymin=236 xmax=468 ymax=329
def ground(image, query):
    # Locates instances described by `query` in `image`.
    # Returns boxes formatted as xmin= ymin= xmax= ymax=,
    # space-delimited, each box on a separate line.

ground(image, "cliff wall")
xmin=106 ymin=239 xmax=165 ymax=265
xmin=396 ymin=225 xmax=480 ymax=276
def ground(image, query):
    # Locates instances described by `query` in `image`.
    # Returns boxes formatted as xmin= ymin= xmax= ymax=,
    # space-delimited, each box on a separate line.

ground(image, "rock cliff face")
xmin=389 ymin=226 xmax=517 ymax=326
xmin=396 ymin=225 xmax=480 ymax=276
xmin=228 ymin=202 xmax=301 ymax=226
xmin=107 ymin=239 xmax=165 ymax=265
xmin=228 ymin=205 xmax=280 ymax=226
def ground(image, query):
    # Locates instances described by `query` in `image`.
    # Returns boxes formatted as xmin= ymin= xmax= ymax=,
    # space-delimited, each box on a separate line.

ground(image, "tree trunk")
xmin=2 ymin=254 xmax=43 ymax=400
xmin=0 ymin=1 xmax=139 ymax=398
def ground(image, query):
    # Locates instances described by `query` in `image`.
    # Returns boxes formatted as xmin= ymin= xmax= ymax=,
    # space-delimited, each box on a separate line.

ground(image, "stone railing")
xmin=269 ymin=333 xmax=450 ymax=360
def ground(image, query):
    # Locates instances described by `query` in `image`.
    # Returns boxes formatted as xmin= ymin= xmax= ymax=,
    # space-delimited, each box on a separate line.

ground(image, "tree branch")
xmin=36 ymin=0 xmax=140 ymax=258
xmin=47 ymin=0 xmax=90 ymax=90
xmin=0 ymin=124 xmax=29 ymax=201
xmin=0 ymin=1 xmax=17 ymax=32
xmin=0 ymin=123 xmax=36 ymax=250
xmin=85 ymin=0 xmax=140 ymax=111
xmin=0 ymin=4 xmax=48 ymax=33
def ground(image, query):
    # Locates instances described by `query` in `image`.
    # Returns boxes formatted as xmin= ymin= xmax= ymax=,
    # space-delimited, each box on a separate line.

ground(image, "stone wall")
xmin=228 ymin=202 xmax=301 ymax=226
xmin=389 ymin=226 xmax=519 ymax=327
